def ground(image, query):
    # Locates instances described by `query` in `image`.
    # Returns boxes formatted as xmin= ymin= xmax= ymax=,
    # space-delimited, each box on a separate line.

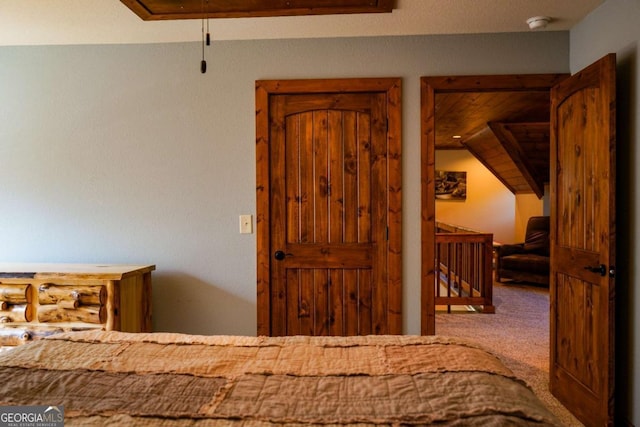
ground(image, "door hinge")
xmin=386 ymin=226 xmax=389 ymax=241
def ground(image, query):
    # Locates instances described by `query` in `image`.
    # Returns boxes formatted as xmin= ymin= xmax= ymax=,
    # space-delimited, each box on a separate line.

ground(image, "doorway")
xmin=420 ymin=73 xmax=567 ymax=334
xmin=421 ymin=58 xmax=617 ymax=426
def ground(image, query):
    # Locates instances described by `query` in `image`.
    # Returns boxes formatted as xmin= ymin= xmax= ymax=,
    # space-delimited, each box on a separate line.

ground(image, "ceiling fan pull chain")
xmin=206 ymin=3 xmax=211 ymax=47
xmin=200 ymin=19 xmax=207 ymax=73
xmin=200 ymin=0 xmax=207 ymax=73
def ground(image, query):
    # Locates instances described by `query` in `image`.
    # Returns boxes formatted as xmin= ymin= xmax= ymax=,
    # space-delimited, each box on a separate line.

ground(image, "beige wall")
xmin=514 ymin=194 xmax=544 ymax=242
xmin=435 ymin=150 xmax=516 ymax=243
xmin=434 ymin=150 xmax=544 ymax=243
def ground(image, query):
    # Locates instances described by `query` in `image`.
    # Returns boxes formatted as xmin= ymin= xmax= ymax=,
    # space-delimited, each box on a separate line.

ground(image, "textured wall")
xmin=0 ymin=32 xmax=569 ymax=336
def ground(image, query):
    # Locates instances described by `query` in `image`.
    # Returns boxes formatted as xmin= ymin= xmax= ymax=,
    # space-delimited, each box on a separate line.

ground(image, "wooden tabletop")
xmin=0 ymin=263 xmax=155 ymax=280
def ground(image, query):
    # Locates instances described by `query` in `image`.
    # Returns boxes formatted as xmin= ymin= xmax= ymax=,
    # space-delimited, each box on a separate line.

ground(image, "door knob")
xmin=584 ymin=264 xmax=607 ymax=277
xmin=274 ymin=250 xmax=286 ymax=261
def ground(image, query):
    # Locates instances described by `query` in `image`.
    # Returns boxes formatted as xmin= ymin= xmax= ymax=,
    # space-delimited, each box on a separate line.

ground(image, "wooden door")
xmin=256 ymin=78 xmax=402 ymax=337
xmin=550 ymin=54 xmax=616 ymax=426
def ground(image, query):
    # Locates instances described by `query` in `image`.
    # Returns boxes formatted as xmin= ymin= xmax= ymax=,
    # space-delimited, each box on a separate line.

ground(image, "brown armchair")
xmin=495 ymin=216 xmax=550 ymax=286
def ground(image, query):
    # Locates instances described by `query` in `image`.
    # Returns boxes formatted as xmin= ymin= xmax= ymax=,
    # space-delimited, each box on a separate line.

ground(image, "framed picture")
xmin=435 ymin=170 xmax=467 ymax=200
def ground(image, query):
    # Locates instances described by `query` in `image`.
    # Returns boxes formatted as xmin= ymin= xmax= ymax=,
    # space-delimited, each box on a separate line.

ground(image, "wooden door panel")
xmin=280 ymin=94 xmax=374 ymax=116
xmin=550 ymin=54 xmax=615 ymax=427
xmin=555 ymin=273 xmax=602 ymax=393
xmin=279 ymin=104 xmax=379 ymax=336
xmin=284 ymin=110 xmax=372 ymax=246
xmin=329 ymin=270 xmax=344 ymax=336
xmin=285 ymin=268 xmax=373 ymax=336
xmin=556 ymin=88 xmax=603 ymax=252
xmin=256 ymin=78 xmax=401 ymax=337
xmin=284 ymin=244 xmax=372 ymax=268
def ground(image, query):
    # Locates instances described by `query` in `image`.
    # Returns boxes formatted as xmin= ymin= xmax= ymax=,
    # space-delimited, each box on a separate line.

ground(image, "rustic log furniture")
xmin=0 ymin=263 xmax=154 ymax=347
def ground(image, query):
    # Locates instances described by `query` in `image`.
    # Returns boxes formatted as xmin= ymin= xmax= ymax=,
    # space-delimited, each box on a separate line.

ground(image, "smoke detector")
xmin=526 ymin=16 xmax=551 ymax=30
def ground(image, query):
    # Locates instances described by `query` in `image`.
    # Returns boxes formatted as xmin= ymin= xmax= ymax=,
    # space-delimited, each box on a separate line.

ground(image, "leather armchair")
xmin=495 ymin=216 xmax=550 ymax=286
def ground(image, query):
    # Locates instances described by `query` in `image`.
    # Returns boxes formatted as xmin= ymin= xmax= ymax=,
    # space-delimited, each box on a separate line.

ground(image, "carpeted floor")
xmin=436 ymin=281 xmax=584 ymax=426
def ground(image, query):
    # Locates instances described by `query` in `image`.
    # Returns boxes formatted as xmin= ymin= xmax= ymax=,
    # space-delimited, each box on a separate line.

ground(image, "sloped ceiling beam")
xmin=488 ymin=121 xmax=545 ymax=198
xmin=461 ymin=127 xmax=518 ymax=195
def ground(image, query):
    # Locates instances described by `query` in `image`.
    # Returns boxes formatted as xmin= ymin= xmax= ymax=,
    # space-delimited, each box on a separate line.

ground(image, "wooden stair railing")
xmin=435 ymin=222 xmax=495 ymax=313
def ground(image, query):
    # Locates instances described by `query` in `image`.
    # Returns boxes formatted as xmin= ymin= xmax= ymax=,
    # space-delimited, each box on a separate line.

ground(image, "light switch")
xmin=239 ymin=215 xmax=253 ymax=234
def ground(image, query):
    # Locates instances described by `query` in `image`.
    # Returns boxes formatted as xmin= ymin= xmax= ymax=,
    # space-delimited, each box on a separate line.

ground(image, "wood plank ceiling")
xmin=121 ymin=0 xmax=395 ymax=20
xmin=435 ymin=91 xmax=551 ymax=198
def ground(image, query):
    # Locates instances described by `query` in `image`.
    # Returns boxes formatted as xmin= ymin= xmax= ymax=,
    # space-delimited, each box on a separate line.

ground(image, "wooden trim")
xmin=121 ymin=0 xmax=395 ymax=21
xmin=421 ymin=74 xmax=568 ymax=93
xmin=255 ymin=83 xmax=270 ymax=336
xmin=256 ymin=77 xmax=402 ymax=336
xmin=420 ymin=78 xmax=436 ymax=335
xmin=420 ymin=74 xmax=568 ymax=335
xmin=256 ymin=77 xmax=402 ymax=95
xmin=386 ymin=78 xmax=403 ymax=334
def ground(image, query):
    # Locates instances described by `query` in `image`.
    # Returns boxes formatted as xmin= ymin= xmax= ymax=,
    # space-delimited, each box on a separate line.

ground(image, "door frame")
xmin=256 ymin=78 xmax=403 ymax=336
xmin=420 ymin=74 xmax=568 ymax=335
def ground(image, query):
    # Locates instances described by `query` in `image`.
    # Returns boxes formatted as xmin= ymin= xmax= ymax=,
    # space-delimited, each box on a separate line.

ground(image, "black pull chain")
xmin=200 ymin=16 xmax=207 ymax=73
xmin=200 ymin=0 xmax=207 ymax=73
xmin=206 ymin=15 xmax=211 ymax=46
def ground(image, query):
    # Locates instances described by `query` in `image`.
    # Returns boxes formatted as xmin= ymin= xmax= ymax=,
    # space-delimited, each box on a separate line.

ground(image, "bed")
xmin=0 ymin=331 xmax=560 ymax=426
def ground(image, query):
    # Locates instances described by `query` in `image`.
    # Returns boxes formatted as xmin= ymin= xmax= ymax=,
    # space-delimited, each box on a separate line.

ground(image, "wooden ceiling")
xmin=435 ymin=91 xmax=552 ymax=198
xmin=121 ymin=0 xmax=395 ymax=20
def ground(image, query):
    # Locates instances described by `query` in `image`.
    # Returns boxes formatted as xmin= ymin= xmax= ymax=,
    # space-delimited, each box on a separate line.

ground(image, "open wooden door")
xmin=256 ymin=78 xmax=402 ymax=337
xmin=550 ymin=53 xmax=616 ymax=427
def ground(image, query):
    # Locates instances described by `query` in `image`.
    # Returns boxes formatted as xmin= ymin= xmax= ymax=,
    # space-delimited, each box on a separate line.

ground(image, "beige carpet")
xmin=436 ymin=281 xmax=583 ymax=426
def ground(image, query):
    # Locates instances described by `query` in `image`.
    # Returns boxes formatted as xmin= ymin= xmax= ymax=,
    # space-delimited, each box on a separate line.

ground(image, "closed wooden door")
xmin=550 ymin=54 xmax=616 ymax=426
xmin=256 ymin=78 xmax=402 ymax=337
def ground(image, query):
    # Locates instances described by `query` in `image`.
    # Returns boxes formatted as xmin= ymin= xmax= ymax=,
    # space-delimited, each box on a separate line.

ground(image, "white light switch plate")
xmin=239 ymin=215 xmax=253 ymax=234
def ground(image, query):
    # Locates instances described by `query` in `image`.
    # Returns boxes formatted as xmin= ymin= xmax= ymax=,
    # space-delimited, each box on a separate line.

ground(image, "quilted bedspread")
xmin=0 ymin=331 xmax=560 ymax=426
